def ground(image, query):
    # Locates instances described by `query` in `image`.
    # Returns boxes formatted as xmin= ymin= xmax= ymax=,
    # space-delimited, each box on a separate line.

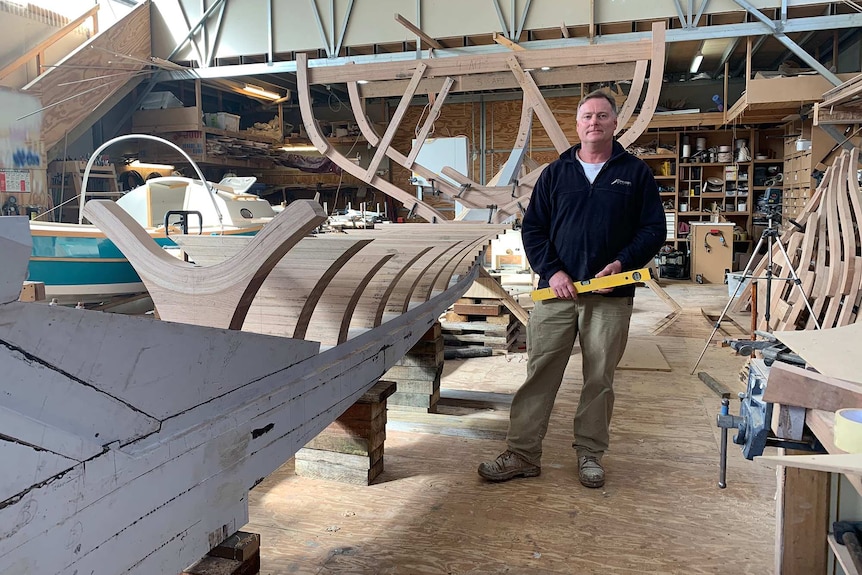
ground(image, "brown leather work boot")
xmin=578 ymin=455 xmax=605 ymax=488
xmin=478 ymin=450 xmax=541 ymax=482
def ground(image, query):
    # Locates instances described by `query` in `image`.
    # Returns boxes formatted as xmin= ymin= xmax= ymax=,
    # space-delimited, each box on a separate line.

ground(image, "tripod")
xmin=690 ymin=212 xmax=820 ymax=375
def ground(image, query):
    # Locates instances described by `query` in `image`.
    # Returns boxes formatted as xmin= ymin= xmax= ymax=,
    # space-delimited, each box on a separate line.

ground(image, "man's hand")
xmin=549 ymin=270 xmax=577 ymax=300
xmin=593 ymin=260 xmax=623 ymax=294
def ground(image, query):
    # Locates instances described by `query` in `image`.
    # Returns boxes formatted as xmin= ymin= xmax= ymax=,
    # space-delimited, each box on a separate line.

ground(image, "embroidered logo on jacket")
xmin=611 ymin=178 xmax=632 ymax=186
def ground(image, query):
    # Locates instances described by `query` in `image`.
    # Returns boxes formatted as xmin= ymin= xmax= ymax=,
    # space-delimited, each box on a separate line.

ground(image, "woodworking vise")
xmin=715 ymin=358 xmax=822 ymax=488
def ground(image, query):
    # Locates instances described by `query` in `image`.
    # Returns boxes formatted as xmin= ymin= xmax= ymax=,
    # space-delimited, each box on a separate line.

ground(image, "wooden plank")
xmin=365 ymin=62 xmax=428 ymax=180
xmin=405 ymin=76 xmax=455 ymax=167
xmin=33 ymin=2 xmax=151 ymax=150
xmin=616 ymin=22 xmax=666 ymax=149
xmin=774 ymin=449 xmax=830 ymax=575
xmin=763 ymin=361 xmax=862 ymax=412
xmin=453 ymin=303 xmax=502 ymax=316
xmin=617 ymin=339 xmax=671 ymax=372
xmin=493 ymin=32 xmax=525 ymax=51
xmin=615 ymin=60 xmax=648 ymax=133
xmin=357 ymin=63 xmax=637 ymax=99
xmin=506 ymin=54 xmax=570 ymax=154
xmin=308 ymin=41 xmax=652 ymax=85
xmin=757 ymin=453 xmax=862 ymax=475
xmin=394 ymin=13 xmax=443 ymax=50
xmin=773 ymin=323 xmax=862 ymax=384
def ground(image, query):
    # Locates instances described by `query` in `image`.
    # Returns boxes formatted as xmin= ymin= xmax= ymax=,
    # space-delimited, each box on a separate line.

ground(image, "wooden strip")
xmin=383 ymin=242 xmax=468 ymax=321
xmin=365 ymin=62 xmax=428 ymax=180
xmin=493 ymin=32 xmax=525 ymax=51
xmin=405 ymin=76 xmax=455 ymax=167
xmin=763 ymin=361 xmax=862 ymax=412
xmin=506 ymin=54 xmax=570 ymax=154
xmin=616 ymin=22 xmax=666 ymax=149
xmin=307 ymin=41 xmax=652 ymax=85
xmin=357 ymin=62 xmax=638 ymax=99
xmin=615 ymin=59 xmax=648 ymax=133
xmin=346 ymin=79 xmax=381 ymax=146
xmin=757 ymin=453 xmax=862 ymax=475
xmin=394 ymin=13 xmax=443 ymax=50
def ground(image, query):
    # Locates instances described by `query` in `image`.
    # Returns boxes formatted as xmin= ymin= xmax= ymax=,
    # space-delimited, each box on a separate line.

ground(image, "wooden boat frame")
xmin=296 ymin=22 xmax=666 ymax=223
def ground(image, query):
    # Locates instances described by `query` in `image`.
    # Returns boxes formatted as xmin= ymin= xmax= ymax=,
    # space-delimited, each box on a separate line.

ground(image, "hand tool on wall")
xmin=530 ymin=268 xmax=651 ymax=302
xmin=833 ymin=521 xmax=862 ymax=573
xmin=703 ymin=229 xmax=727 ymax=253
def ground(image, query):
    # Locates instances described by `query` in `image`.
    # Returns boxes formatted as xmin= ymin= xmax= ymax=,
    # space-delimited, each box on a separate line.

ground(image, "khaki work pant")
xmin=506 ymin=294 xmax=633 ymax=466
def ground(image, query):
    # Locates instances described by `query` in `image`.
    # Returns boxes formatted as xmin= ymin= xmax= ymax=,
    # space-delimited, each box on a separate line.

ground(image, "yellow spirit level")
xmin=530 ymin=268 xmax=652 ymax=302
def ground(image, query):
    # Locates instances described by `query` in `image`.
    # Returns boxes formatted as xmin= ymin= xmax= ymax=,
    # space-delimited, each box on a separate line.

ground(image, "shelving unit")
xmin=48 ymin=160 xmax=120 ymax=223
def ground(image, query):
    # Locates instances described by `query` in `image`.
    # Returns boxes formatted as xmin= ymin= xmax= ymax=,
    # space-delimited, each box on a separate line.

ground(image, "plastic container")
xmin=204 ymin=112 xmax=241 ymax=132
xmin=726 ymin=272 xmax=751 ymax=297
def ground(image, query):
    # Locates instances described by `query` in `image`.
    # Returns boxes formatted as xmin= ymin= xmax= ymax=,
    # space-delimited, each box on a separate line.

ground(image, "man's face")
xmin=576 ymin=97 xmax=617 ymax=146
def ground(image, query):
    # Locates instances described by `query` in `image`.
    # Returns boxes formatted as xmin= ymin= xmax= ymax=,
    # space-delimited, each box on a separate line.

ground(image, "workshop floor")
xmin=245 ymin=281 xmax=776 ymax=574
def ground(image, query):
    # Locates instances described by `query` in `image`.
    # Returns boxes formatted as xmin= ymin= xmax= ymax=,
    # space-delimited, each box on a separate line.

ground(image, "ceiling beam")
xmin=732 ymin=0 xmax=841 ymax=85
xmin=166 ymin=12 xmax=862 ymax=82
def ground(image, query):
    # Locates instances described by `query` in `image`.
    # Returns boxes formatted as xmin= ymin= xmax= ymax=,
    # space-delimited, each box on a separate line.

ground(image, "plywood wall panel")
xmin=31 ymin=2 xmax=151 ymax=151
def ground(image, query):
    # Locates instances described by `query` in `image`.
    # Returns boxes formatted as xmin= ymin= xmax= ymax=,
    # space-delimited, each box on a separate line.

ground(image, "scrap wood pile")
xmin=736 ymin=147 xmax=862 ymax=331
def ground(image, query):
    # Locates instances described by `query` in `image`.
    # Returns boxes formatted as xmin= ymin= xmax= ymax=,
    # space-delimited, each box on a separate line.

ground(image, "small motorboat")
xmin=28 ymin=175 xmax=276 ymax=304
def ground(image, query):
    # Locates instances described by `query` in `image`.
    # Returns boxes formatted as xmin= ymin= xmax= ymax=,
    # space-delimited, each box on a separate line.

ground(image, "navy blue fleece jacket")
xmin=522 ymin=141 xmax=666 ymax=298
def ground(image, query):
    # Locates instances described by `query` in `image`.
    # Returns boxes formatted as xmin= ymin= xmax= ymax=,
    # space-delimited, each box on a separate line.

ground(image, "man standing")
xmin=478 ymin=90 xmax=666 ymax=488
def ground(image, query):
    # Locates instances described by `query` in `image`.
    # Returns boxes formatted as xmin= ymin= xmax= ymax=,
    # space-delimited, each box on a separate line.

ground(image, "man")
xmin=478 ymin=90 xmax=666 ymax=488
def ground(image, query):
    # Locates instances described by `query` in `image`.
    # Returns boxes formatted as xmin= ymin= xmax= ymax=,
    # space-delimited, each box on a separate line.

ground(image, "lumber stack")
xmin=737 ymin=147 xmax=862 ymax=331
xmin=384 ymin=323 xmax=445 ymax=412
xmin=295 ymin=380 xmax=396 ymax=485
xmin=442 ymin=296 xmax=522 ymax=353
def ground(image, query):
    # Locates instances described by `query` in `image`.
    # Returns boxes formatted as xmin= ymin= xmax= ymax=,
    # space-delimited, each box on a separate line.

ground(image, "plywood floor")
xmin=245 ymin=281 xmax=776 ymax=574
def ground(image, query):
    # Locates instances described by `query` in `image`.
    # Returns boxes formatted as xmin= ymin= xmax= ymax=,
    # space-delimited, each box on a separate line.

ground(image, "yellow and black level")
xmin=530 ymin=268 xmax=652 ymax=302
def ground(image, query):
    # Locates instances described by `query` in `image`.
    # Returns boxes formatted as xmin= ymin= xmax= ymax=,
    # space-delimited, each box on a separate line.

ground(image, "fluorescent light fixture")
xmin=244 ymin=83 xmax=282 ymax=100
xmin=281 ymin=145 xmax=319 ymax=152
xmin=540 ymin=66 xmax=552 ymax=71
xmin=690 ymin=52 xmax=704 ymax=74
xmin=357 ymin=80 xmax=369 ymax=85
xmin=129 ymin=160 xmax=175 ymax=170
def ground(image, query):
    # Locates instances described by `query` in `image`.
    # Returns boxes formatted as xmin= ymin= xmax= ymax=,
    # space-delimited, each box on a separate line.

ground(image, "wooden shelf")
xmin=828 ymin=534 xmax=861 ymax=575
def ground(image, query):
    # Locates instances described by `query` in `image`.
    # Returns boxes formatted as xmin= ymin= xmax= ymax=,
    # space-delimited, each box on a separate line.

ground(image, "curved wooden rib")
xmin=381 ymin=241 xmax=472 ymax=322
xmin=348 ymin=244 xmax=439 ymax=336
xmin=303 ymin=248 xmax=397 ymax=346
xmin=173 ymin=235 xmax=373 ymax=339
xmin=616 ymin=22 xmax=665 ymax=149
xmin=296 ymin=54 xmax=447 ymax=223
xmin=615 ymin=60 xmax=648 ymax=133
xmin=749 ymin=148 xmax=862 ymax=331
xmin=346 ymin=78 xmax=470 ymax=203
xmin=83 ymin=199 xmax=325 ymax=329
xmin=506 ymin=54 xmax=570 ymax=154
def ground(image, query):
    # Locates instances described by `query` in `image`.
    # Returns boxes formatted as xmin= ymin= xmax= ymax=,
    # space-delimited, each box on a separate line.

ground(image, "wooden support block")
xmin=295 ymin=379 xmax=396 ymax=485
xmin=182 ymin=549 xmax=260 ymax=575
xmin=208 ymin=532 xmax=260 ymax=562
xmin=18 ymin=281 xmax=46 ymax=302
xmin=453 ymin=303 xmax=502 ymax=316
xmin=294 ymin=448 xmax=385 ymax=485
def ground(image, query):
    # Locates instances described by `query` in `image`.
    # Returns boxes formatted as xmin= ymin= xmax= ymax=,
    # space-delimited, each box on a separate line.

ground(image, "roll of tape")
xmin=834 ymin=408 xmax=862 ymax=453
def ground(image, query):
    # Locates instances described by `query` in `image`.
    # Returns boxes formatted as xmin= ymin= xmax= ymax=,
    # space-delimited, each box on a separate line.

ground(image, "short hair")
xmin=577 ymin=90 xmax=618 ymax=116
